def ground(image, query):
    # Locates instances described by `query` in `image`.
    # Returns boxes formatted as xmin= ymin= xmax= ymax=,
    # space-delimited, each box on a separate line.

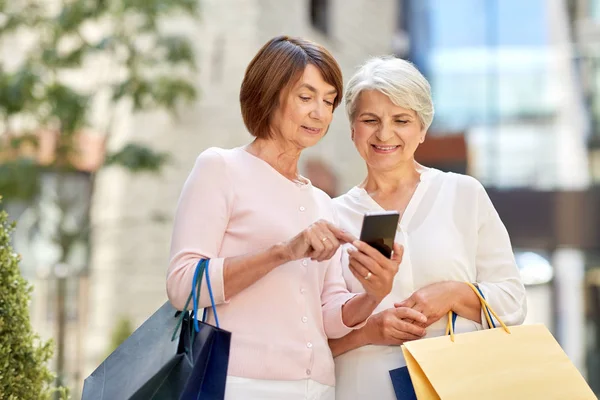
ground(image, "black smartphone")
xmin=358 ymin=211 xmax=400 ymax=259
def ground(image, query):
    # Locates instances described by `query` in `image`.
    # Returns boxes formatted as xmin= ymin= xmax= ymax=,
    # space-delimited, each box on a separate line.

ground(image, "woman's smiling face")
xmin=351 ymin=89 xmax=424 ymax=172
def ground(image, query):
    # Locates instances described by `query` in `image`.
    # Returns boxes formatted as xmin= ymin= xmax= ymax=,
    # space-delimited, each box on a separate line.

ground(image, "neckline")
xmin=235 ymin=146 xmax=313 ymax=189
xmin=350 ymin=167 xmax=439 ymax=229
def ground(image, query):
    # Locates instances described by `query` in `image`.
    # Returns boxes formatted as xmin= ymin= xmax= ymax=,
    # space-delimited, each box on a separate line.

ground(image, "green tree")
xmin=0 ymin=198 xmax=68 ymax=399
xmin=0 ymin=0 xmax=199 ymax=393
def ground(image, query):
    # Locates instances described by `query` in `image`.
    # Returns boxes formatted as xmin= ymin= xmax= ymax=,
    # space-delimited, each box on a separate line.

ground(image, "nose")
xmin=376 ymin=122 xmax=395 ymax=142
xmin=310 ymin=101 xmax=328 ymax=121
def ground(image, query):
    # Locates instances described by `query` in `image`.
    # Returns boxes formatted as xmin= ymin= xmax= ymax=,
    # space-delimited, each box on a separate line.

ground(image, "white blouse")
xmin=333 ymin=168 xmax=527 ymax=400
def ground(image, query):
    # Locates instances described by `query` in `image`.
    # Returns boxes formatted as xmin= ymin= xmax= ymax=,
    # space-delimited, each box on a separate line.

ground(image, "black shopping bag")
xmin=82 ymin=259 xmax=231 ymax=400
xmin=389 ymin=366 xmax=418 ymax=400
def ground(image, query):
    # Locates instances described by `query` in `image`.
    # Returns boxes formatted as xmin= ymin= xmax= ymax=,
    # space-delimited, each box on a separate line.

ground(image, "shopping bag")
xmin=82 ymin=259 xmax=231 ymax=400
xmin=400 ymin=282 xmax=596 ymax=399
xmin=389 ymin=289 xmax=486 ymax=400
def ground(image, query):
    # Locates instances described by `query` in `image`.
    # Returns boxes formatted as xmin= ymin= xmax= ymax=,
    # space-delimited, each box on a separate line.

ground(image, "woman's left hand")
xmin=347 ymin=241 xmax=403 ymax=303
xmin=394 ymin=282 xmax=459 ymax=328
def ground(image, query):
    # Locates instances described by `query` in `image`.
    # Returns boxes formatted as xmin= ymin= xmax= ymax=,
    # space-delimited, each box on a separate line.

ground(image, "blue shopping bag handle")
xmin=476 ymin=284 xmax=496 ymax=329
xmin=191 ymin=259 xmax=220 ymax=330
xmin=171 ymin=259 xmax=221 ymax=343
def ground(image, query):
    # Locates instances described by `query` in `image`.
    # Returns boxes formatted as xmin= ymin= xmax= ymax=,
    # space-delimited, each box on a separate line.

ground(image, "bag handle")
xmin=445 ymin=282 xmax=511 ymax=342
xmin=475 ymin=284 xmax=496 ymax=330
xmin=171 ymin=258 xmax=220 ymax=343
xmin=444 ymin=284 xmax=496 ymax=335
xmin=192 ymin=259 xmax=220 ymax=330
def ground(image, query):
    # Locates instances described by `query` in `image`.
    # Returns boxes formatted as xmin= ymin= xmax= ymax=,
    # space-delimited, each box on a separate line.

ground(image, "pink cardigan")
xmin=166 ymin=147 xmax=358 ymax=386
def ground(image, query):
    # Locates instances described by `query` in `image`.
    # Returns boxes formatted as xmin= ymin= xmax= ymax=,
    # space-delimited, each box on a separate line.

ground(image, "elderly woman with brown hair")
xmin=329 ymin=56 xmax=527 ymax=399
xmin=166 ymin=37 xmax=402 ymax=399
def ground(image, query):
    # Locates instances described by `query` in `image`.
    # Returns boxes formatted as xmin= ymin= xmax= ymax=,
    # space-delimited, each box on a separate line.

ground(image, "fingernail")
xmin=420 ymin=316 xmax=427 ymax=323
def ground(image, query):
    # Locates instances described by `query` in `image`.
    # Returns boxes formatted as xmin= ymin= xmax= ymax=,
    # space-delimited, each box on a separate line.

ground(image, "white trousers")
xmin=225 ymin=377 xmax=335 ymax=400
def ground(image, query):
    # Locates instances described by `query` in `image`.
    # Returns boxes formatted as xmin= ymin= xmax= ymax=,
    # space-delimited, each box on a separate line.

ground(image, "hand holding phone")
xmin=348 ymin=210 xmax=402 ymax=302
xmin=358 ymin=211 xmax=400 ymax=259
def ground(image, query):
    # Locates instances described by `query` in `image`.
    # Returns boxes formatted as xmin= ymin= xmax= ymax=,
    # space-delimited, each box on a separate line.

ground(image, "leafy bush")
xmin=0 ymin=199 xmax=67 ymax=399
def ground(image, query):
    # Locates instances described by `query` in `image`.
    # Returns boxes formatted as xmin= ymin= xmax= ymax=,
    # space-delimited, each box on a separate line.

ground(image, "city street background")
xmin=1 ymin=0 xmax=600 ymax=398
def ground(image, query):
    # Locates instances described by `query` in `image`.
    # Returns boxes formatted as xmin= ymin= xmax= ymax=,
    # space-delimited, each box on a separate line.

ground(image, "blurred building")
xmin=569 ymin=0 xmax=600 ymax=390
xmin=399 ymin=0 xmax=600 ymax=392
xmin=569 ymin=0 xmax=600 ymax=183
xmin=399 ymin=0 xmax=590 ymax=188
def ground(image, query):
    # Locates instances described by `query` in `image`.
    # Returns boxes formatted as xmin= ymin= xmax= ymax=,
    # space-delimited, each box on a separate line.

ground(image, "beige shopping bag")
xmin=401 ymin=283 xmax=597 ymax=400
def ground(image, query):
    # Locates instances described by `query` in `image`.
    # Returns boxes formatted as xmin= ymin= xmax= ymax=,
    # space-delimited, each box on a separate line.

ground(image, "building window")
xmin=401 ymin=0 xmax=552 ymax=130
xmin=310 ymin=0 xmax=329 ymax=35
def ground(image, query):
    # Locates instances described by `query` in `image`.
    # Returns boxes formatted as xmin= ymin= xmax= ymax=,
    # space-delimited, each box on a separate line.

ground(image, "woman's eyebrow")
xmin=297 ymin=83 xmax=337 ymax=95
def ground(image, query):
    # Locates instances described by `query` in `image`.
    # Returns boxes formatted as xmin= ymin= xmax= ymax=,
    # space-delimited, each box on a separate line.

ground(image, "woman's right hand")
xmin=283 ymin=219 xmax=357 ymax=262
xmin=361 ymin=307 xmax=428 ymax=345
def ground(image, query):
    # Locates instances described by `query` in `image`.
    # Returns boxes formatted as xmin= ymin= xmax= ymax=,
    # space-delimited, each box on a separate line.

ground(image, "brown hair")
xmin=240 ymin=35 xmax=343 ymax=139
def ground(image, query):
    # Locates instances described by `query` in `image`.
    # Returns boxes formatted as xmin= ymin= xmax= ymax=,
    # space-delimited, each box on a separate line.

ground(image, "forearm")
xmin=223 ymin=243 xmax=290 ymax=300
xmin=450 ymin=282 xmax=482 ymax=324
xmin=341 ymin=293 xmax=379 ymax=328
xmin=329 ymin=328 xmax=368 ymax=358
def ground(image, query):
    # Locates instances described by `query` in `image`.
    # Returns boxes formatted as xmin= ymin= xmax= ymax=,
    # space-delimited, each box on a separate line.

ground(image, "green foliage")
xmin=105 ymin=143 xmax=170 ymax=173
xmin=0 ymin=1 xmax=200 ymax=394
xmin=0 ymin=198 xmax=67 ymax=399
xmin=106 ymin=316 xmax=134 ymax=357
xmin=0 ymin=0 xmax=200 ymax=200
xmin=0 ymin=65 xmax=42 ymax=116
xmin=0 ymin=159 xmax=41 ymax=201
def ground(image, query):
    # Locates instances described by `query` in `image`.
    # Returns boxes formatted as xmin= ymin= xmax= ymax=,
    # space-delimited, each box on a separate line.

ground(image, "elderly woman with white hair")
xmin=328 ymin=56 xmax=527 ymax=399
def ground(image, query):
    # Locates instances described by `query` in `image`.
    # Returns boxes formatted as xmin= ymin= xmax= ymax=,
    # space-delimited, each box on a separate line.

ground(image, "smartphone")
xmin=358 ymin=211 xmax=400 ymax=259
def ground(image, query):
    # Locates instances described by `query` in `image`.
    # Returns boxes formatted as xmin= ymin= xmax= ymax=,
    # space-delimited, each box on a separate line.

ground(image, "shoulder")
xmin=332 ymin=188 xmax=373 ymax=233
xmin=311 ymin=185 xmax=333 ymax=202
xmin=450 ymin=172 xmax=483 ymax=188
xmin=440 ymin=172 xmax=498 ymax=222
xmin=193 ymin=147 xmax=245 ymax=176
xmin=311 ymin=185 xmax=335 ymax=212
xmin=425 ymin=171 xmax=491 ymax=219
xmin=188 ymin=147 xmax=239 ymax=190
xmin=195 ymin=147 xmax=236 ymax=165
xmin=332 ymin=191 xmax=356 ymax=212
xmin=333 ymin=187 xmax=361 ymax=209
xmin=435 ymin=171 xmax=485 ymax=195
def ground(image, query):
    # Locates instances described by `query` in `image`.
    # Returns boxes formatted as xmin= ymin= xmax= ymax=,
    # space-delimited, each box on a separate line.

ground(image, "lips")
xmin=302 ymin=125 xmax=322 ymax=135
xmin=371 ymin=144 xmax=400 ymax=153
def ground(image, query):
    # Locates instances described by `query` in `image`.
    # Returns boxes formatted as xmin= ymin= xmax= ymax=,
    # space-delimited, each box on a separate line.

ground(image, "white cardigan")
xmin=333 ymin=168 xmax=527 ymax=400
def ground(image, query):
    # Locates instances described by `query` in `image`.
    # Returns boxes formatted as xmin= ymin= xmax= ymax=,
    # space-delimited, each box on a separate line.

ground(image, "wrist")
xmin=449 ymin=281 xmax=470 ymax=312
xmin=273 ymin=242 xmax=293 ymax=263
xmin=356 ymin=324 xmax=372 ymax=346
xmin=365 ymin=292 xmax=384 ymax=306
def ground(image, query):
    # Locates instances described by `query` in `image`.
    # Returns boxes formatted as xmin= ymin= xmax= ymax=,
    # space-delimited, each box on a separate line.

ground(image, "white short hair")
xmin=345 ymin=56 xmax=434 ymax=131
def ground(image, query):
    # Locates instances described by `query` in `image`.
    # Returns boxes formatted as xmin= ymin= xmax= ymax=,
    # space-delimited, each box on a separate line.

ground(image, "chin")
xmin=299 ymin=135 xmax=323 ymax=148
xmin=369 ymin=159 xmax=402 ymax=171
